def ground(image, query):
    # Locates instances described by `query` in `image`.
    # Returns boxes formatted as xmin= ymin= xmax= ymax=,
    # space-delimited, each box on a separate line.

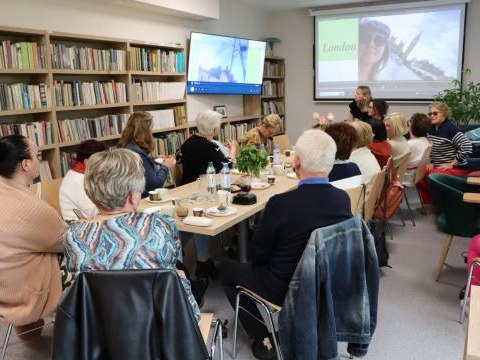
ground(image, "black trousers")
xmin=221 ymin=262 xmax=283 ymax=340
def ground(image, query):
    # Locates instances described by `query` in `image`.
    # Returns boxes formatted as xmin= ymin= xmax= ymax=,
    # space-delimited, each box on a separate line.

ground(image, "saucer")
xmin=286 ymin=172 xmax=298 ymax=179
xmin=206 ymin=206 xmax=238 ymax=217
xmin=251 ymin=182 xmax=270 ymax=190
xmin=146 ymin=195 xmax=172 ymax=204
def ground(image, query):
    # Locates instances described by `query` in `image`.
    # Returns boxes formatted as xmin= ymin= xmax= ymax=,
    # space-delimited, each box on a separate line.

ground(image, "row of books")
xmin=129 ymin=47 xmax=185 ymax=73
xmin=57 ymin=113 xmax=130 ymax=143
xmin=264 ymin=61 xmax=284 ymax=77
xmin=218 ymin=122 xmax=255 ymax=143
xmin=50 ymin=43 xmax=127 ymax=71
xmin=38 ymin=160 xmax=53 ymax=181
xmin=172 ymin=105 xmax=187 ymax=126
xmin=53 ymin=80 xmax=128 ymax=107
xmin=0 ymin=120 xmax=52 ymax=146
xmin=60 ymin=151 xmax=75 ymax=176
xmin=262 ymin=100 xmax=285 ymax=115
xmin=132 ymin=81 xmax=185 ymax=102
xmin=153 ymin=131 xmax=186 ymax=156
xmin=0 ymin=83 xmax=51 ymax=111
xmin=262 ymin=80 xmax=284 ymax=97
xmin=0 ymin=41 xmax=47 ymax=70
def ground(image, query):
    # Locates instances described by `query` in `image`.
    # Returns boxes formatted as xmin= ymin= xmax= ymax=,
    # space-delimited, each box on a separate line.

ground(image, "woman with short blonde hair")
xmin=385 ymin=112 xmax=410 ymax=168
xmin=244 ymin=113 xmax=282 ymax=152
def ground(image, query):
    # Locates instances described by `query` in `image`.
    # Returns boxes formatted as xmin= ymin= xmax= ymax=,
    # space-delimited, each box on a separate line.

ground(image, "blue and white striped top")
xmin=62 ymin=211 xmax=201 ymax=322
xmin=428 ymin=119 xmax=472 ymax=166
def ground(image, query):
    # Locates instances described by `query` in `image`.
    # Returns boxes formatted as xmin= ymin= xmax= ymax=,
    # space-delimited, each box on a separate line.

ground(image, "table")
xmin=464 ymin=193 xmax=480 ymax=204
xmin=464 ymin=285 xmax=480 ymax=359
xmin=467 ymin=177 xmax=480 ymax=186
xmin=139 ymin=172 xmax=298 ymax=262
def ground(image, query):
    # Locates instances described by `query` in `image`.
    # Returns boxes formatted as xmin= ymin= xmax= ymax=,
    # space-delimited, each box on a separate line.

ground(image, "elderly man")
xmin=221 ymin=129 xmax=353 ymax=360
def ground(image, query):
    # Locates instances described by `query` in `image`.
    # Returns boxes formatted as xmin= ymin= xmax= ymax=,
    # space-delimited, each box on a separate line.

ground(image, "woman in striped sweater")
xmin=417 ymin=102 xmax=472 ymax=204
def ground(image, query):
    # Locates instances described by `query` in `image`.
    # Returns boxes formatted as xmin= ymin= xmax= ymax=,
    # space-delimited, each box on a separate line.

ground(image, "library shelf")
xmin=55 ymin=103 xmax=132 ymax=112
xmin=132 ymin=99 xmax=186 ymax=107
xmin=0 ymin=108 xmax=52 ymax=117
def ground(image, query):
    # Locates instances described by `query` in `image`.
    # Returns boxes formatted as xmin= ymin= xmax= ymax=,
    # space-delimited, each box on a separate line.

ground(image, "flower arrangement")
xmin=312 ymin=112 xmax=335 ymax=130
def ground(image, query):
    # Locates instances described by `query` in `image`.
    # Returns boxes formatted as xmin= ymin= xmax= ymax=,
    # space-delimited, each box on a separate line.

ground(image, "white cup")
xmin=159 ymin=205 xmax=176 ymax=217
xmin=217 ymin=190 xmax=231 ymax=210
xmin=272 ymin=164 xmax=284 ymax=176
xmin=156 ymin=188 xmax=169 ymax=200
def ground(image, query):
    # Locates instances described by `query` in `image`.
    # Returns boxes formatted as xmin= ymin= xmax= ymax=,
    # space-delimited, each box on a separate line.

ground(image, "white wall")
xmin=0 ymin=0 xmax=269 ymax=122
xmin=268 ymin=1 xmax=480 ymax=143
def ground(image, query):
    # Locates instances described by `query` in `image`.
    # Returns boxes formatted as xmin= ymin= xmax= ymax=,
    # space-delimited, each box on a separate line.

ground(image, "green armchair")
xmin=429 ymin=173 xmax=480 ymax=281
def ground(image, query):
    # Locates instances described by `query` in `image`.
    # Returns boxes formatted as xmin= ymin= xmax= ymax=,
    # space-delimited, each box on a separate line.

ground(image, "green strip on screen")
xmin=318 ymin=18 xmax=358 ymax=61
xmin=246 ymin=46 xmax=263 ymax=82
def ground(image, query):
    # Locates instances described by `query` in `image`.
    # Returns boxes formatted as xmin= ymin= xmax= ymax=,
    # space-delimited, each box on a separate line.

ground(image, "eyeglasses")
xmin=360 ymin=34 xmax=387 ymax=47
xmin=428 ymin=112 xmax=439 ymax=117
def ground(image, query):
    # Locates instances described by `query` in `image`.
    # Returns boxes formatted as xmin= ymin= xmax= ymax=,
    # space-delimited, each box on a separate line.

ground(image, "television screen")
xmin=187 ymin=32 xmax=266 ymax=95
xmin=313 ymin=2 xmax=466 ymax=101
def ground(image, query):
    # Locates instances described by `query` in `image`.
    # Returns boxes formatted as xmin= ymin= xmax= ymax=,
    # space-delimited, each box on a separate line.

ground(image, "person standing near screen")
xmin=348 ymin=86 xmax=371 ymax=122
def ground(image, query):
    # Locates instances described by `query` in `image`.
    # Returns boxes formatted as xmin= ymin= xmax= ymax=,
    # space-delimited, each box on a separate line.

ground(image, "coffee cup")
xmin=192 ymin=207 xmax=204 ymax=217
xmin=156 ymin=188 xmax=169 ymax=200
xmin=173 ymin=198 xmax=189 ymax=218
xmin=149 ymin=190 xmax=161 ymax=201
xmin=272 ymin=164 xmax=284 ymax=176
xmin=159 ymin=205 xmax=176 ymax=217
xmin=284 ymin=150 xmax=290 ymax=157
xmin=267 ymin=175 xmax=276 ymax=185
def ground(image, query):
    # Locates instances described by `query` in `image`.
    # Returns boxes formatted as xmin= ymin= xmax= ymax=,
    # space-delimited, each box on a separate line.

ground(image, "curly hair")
xmin=325 ymin=122 xmax=359 ymax=160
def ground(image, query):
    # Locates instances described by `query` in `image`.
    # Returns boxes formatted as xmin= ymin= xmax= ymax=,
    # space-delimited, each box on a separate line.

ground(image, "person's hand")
xmin=227 ymin=139 xmax=239 ymax=159
xmin=162 ymin=156 xmax=176 ymax=167
xmin=437 ymin=160 xmax=457 ymax=170
xmin=176 ymin=269 xmax=186 ymax=279
xmin=426 ymin=163 xmax=434 ymax=171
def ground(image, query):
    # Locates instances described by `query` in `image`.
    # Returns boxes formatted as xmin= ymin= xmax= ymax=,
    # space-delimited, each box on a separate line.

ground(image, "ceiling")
xmin=229 ymin=0 xmax=372 ymax=11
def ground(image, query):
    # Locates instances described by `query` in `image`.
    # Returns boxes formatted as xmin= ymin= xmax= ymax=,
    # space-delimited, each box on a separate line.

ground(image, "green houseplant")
xmin=435 ymin=69 xmax=480 ymax=126
xmin=235 ymin=145 xmax=269 ymax=178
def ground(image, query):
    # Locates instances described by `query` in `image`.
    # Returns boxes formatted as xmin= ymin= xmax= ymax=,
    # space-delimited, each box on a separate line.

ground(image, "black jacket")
xmin=52 ymin=270 xmax=209 ymax=360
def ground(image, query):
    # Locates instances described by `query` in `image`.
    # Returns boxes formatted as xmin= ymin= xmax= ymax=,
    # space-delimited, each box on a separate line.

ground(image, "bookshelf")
xmin=243 ymin=56 xmax=286 ymax=134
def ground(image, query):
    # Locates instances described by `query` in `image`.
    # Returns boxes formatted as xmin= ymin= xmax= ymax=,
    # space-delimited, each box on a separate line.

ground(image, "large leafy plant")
xmin=235 ymin=145 xmax=269 ymax=178
xmin=435 ymin=69 xmax=480 ymax=125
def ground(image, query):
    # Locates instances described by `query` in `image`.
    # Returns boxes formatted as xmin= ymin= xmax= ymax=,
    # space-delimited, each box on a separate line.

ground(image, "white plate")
xmin=251 ymin=182 xmax=270 ymax=190
xmin=182 ymin=216 xmax=213 ymax=227
xmin=287 ymin=172 xmax=298 ymax=179
xmin=206 ymin=206 xmax=238 ymax=217
xmin=142 ymin=205 xmax=171 ymax=215
xmin=146 ymin=195 xmax=172 ymax=204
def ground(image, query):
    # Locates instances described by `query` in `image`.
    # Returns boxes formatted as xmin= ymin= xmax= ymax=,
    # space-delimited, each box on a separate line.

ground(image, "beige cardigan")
xmin=0 ymin=177 xmax=65 ymax=326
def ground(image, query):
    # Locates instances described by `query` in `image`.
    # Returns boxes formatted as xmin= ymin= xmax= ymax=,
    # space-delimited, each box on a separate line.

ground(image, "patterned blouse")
xmin=62 ymin=212 xmax=200 ymax=322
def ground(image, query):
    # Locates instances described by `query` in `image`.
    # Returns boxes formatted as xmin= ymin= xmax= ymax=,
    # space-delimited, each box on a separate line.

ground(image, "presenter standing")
xmin=348 ymin=85 xmax=372 ymax=122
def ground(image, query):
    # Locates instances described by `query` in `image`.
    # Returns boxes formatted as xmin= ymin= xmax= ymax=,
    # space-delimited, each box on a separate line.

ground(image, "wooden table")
xmin=464 ymin=285 xmax=480 ymax=359
xmin=464 ymin=193 xmax=480 ymax=204
xmin=139 ymin=172 xmax=298 ymax=262
xmin=467 ymin=177 xmax=480 ymax=186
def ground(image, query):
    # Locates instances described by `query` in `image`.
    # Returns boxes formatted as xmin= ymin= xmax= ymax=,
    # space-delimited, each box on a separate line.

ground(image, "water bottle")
xmin=206 ymin=161 xmax=216 ymax=195
xmin=273 ymin=144 xmax=281 ymax=165
xmin=220 ymin=162 xmax=231 ymax=191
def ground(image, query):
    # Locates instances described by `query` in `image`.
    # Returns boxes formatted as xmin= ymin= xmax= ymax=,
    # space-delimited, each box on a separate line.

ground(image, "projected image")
xmin=187 ymin=33 xmax=266 ymax=95
xmin=314 ymin=4 xmax=465 ymax=100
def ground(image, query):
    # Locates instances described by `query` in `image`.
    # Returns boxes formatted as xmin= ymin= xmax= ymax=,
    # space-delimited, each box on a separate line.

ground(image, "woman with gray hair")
xmin=176 ymin=110 xmax=239 ymax=185
xmin=61 ymin=148 xmax=201 ymax=321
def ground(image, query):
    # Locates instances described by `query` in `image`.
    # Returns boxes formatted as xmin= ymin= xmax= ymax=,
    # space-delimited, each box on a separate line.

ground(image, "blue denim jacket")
xmin=278 ymin=216 xmax=379 ymax=360
xmin=124 ymin=143 xmax=169 ymax=197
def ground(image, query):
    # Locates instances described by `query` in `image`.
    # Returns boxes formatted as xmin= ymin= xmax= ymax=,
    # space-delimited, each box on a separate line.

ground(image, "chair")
xmin=30 ymin=178 xmax=63 ymax=215
xmin=363 ymin=170 xmax=386 ymax=223
xmin=1 ymin=319 xmax=52 ymax=360
xmin=429 ymin=174 xmax=480 ymax=281
xmin=164 ymin=162 xmax=183 ymax=187
xmin=393 ymin=151 xmax=411 ymax=184
xmin=273 ymin=134 xmax=291 ymax=152
xmin=460 ymin=259 xmax=480 ymax=324
xmin=402 ymin=145 xmax=432 ymax=226
xmin=345 ymin=185 xmax=365 ymax=216
xmin=52 ymin=270 xmax=222 ymax=360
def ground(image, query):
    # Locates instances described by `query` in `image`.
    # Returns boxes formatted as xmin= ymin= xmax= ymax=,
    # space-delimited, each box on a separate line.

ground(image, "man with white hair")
xmin=221 ymin=129 xmax=352 ymax=360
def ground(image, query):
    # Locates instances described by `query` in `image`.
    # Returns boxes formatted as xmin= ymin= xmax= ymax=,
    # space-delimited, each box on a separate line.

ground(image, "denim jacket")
xmin=124 ymin=143 xmax=169 ymax=197
xmin=278 ymin=216 xmax=379 ymax=360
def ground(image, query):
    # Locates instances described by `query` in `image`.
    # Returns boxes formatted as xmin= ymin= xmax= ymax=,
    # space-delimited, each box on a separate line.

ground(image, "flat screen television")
xmin=187 ymin=32 xmax=266 ymax=95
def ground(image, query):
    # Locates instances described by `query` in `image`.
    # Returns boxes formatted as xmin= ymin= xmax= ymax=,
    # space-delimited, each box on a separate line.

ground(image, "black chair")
xmin=53 ymin=269 xmax=221 ymax=360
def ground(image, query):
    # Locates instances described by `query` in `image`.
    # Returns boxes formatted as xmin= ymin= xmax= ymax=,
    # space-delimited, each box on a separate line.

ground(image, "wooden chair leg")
xmin=435 ymin=234 xmax=454 ymax=281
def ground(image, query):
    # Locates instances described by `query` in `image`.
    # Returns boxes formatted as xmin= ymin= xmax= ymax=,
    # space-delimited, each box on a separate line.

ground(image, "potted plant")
xmin=435 ymin=69 xmax=480 ymax=129
xmin=235 ymin=145 xmax=269 ymax=179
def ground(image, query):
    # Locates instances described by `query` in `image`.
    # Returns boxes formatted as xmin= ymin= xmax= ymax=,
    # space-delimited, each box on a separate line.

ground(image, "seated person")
xmin=119 ymin=112 xmax=175 ymax=198
xmin=59 ymin=139 xmax=106 ymax=221
xmin=365 ymin=99 xmax=392 ymax=168
xmin=349 ymin=121 xmax=381 ymax=196
xmin=243 ymin=113 xmax=282 ymax=153
xmin=325 ymin=122 xmax=362 ymax=189
xmin=61 ymin=148 xmax=201 ymax=322
xmin=221 ymin=129 xmax=352 ymax=359
xmin=0 ymin=135 xmax=65 ymax=339
xmin=407 ymin=113 xmax=431 ymax=169
xmin=385 ymin=112 xmax=410 ymax=168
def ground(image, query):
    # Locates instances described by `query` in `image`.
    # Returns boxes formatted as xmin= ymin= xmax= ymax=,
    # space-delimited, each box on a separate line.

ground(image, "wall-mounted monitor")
xmin=313 ymin=1 xmax=467 ymax=101
xmin=187 ymin=32 xmax=266 ymax=95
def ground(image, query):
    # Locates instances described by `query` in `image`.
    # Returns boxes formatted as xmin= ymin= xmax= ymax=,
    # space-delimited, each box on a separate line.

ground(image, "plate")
xmin=206 ymin=206 xmax=238 ymax=217
xmin=287 ymin=172 xmax=298 ymax=179
xmin=251 ymin=182 xmax=270 ymax=190
xmin=146 ymin=195 xmax=172 ymax=204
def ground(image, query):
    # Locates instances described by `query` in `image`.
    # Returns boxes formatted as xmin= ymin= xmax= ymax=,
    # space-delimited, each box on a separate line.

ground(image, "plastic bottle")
xmin=220 ymin=162 xmax=231 ymax=191
xmin=206 ymin=161 xmax=216 ymax=195
xmin=272 ymin=144 xmax=281 ymax=165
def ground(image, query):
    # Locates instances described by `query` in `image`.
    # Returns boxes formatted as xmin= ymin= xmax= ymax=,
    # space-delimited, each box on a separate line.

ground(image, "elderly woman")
xmin=325 ymin=122 xmax=362 ymax=189
xmin=61 ymin=148 xmax=201 ymax=321
xmin=385 ymin=112 xmax=410 ymax=168
xmin=0 ymin=135 xmax=65 ymax=339
xmin=119 ymin=111 xmax=175 ymax=198
xmin=417 ymin=102 xmax=472 ymax=204
xmin=59 ymin=139 xmax=106 ymax=221
xmin=244 ymin=113 xmax=282 ymax=153
xmin=349 ymin=121 xmax=381 ymax=196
